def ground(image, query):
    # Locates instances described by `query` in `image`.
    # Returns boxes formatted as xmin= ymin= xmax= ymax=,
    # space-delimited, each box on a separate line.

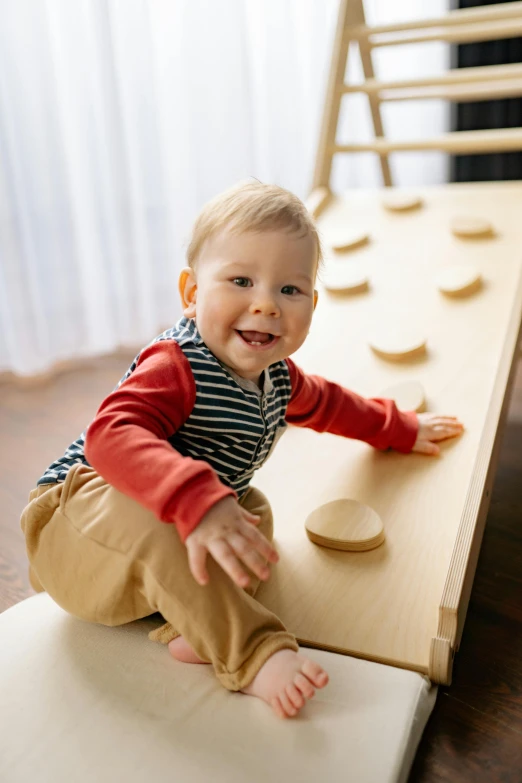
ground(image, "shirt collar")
xmin=181 ymin=316 xmax=275 ymax=396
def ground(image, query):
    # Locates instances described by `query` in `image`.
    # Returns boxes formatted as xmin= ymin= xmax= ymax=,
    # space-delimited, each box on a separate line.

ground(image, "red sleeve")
xmin=84 ymin=340 xmax=237 ymax=541
xmin=284 ymin=358 xmax=418 ymax=453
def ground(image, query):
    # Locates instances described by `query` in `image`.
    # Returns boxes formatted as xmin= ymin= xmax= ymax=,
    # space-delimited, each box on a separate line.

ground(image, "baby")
xmin=21 ymin=181 xmax=463 ymax=720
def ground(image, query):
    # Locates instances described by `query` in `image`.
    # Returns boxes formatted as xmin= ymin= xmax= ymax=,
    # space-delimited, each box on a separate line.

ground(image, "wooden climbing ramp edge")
xmin=255 ymin=182 xmax=522 ymax=685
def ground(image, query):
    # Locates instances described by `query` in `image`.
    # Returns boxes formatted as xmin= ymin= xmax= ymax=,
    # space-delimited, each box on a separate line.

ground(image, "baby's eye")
xmin=232 ymin=277 xmax=251 ymax=288
xmin=281 ymin=285 xmax=300 ymax=296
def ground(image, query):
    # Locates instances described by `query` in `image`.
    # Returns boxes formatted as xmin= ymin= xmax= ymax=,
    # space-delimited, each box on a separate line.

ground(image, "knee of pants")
xmin=20 ymin=483 xmax=63 ymax=563
xmin=29 ymin=566 xmax=45 ymax=594
xmin=21 ymin=471 xmax=156 ymax=626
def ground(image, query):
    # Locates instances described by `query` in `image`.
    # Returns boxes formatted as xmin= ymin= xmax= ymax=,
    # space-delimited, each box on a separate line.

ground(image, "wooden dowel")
xmin=342 ymin=63 xmax=522 ymax=94
xmin=350 ymin=1 xmax=522 ymax=38
xmin=381 ymin=79 xmax=522 ymax=103
xmin=333 ymin=128 xmax=522 ymax=155
xmin=367 ymin=18 xmax=522 ymax=48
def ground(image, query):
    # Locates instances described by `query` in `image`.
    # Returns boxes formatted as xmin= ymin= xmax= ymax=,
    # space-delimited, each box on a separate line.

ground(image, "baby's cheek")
xmin=204 ymin=300 xmax=227 ymax=329
xmin=210 ymin=291 xmax=235 ymax=320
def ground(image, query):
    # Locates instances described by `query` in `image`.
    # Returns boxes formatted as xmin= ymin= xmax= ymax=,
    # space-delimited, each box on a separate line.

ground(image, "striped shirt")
xmin=38 ymin=317 xmax=292 ymax=499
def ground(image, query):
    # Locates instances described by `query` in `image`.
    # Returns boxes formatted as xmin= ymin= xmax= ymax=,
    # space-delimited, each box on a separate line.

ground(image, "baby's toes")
xmin=301 ymin=659 xmax=329 ymax=688
xmin=294 ymin=672 xmax=315 ymax=700
xmin=271 ymin=696 xmax=287 ymax=720
xmin=286 ymin=682 xmax=306 ymax=711
xmin=278 ymin=690 xmax=298 ymax=717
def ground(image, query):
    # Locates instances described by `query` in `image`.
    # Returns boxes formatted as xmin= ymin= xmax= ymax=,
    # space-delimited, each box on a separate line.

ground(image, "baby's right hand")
xmin=184 ymin=496 xmax=279 ymax=589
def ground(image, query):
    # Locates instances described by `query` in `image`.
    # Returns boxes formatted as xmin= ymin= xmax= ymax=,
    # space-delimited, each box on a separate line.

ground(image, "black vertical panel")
xmin=451 ymin=0 xmax=522 ymax=181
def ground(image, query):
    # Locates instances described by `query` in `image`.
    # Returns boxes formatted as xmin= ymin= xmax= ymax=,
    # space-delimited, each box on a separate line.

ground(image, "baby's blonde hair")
xmin=187 ymin=180 xmax=323 ymax=273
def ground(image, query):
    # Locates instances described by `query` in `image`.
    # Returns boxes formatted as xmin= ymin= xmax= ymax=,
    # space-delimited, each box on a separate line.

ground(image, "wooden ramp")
xmin=255 ymin=182 xmax=522 ymax=684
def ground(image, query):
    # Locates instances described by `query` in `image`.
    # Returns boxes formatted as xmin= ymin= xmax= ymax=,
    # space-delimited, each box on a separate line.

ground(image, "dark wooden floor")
xmin=1 ymin=355 xmax=521 ymax=781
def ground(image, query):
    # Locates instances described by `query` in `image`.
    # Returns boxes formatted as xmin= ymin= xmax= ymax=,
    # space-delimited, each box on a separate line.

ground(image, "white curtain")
xmin=0 ymin=0 xmax=449 ymax=377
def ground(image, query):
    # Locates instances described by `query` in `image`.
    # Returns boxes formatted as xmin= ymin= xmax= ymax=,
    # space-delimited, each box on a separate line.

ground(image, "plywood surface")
xmin=255 ymin=182 xmax=522 ymax=682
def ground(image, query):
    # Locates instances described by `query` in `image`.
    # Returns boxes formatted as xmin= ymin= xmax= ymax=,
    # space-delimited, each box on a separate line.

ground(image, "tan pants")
xmin=20 ymin=464 xmax=298 ymax=691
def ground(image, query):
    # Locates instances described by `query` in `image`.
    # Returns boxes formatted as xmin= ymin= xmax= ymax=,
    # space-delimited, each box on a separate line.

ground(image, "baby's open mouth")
xmin=236 ymin=330 xmax=276 ymax=346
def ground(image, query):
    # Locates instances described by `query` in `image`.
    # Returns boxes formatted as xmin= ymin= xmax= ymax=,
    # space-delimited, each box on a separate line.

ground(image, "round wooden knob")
xmin=369 ymin=330 xmax=427 ymax=362
xmin=329 ymin=229 xmax=370 ymax=252
xmin=381 ymin=193 xmax=423 ymax=212
xmin=451 ymin=217 xmax=494 ymax=239
xmin=322 ymin=262 xmax=370 ymax=294
xmin=305 ymin=499 xmax=385 ymax=552
xmin=436 ymin=265 xmax=482 ymax=298
xmin=379 ymin=380 xmax=426 ymax=412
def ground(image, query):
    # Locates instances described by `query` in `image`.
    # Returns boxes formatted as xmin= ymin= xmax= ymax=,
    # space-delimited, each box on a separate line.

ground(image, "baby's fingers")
xmin=242 ymin=510 xmax=262 ymax=526
xmin=242 ymin=522 xmax=279 ymax=565
xmin=429 ymin=421 xmax=464 ymax=441
xmin=186 ymin=542 xmax=210 ymax=586
xmin=207 ymin=538 xmax=251 ymax=588
xmin=412 ymin=439 xmax=440 ymax=456
xmin=227 ymin=532 xmax=272 ymax=582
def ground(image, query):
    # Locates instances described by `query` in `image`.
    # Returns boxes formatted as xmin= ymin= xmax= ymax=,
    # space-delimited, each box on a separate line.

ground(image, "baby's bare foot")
xmin=241 ymin=649 xmax=329 ymax=718
xmin=168 ymin=636 xmax=209 ymax=665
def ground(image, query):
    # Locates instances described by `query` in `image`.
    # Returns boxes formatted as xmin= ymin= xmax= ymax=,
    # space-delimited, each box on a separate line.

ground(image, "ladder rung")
xmin=367 ymin=18 xmax=522 ymax=48
xmin=342 ymin=63 xmax=522 ymax=95
xmin=382 ymin=79 xmax=522 ymax=103
xmin=333 ymin=128 xmax=522 ymax=155
xmin=350 ymin=1 xmax=522 ymax=38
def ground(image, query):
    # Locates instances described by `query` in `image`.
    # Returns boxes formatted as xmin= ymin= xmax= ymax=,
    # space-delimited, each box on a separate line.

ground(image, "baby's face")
xmin=180 ymin=228 xmax=318 ymax=383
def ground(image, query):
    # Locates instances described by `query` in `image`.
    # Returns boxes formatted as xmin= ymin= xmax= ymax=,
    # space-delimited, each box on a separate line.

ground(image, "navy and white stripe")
xmin=38 ymin=317 xmax=292 ymax=499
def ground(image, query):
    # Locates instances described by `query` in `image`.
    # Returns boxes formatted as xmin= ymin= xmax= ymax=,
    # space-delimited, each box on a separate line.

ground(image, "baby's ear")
xmin=179 ymin=267 xmax=197 ymax=318
xmin=313 ymin=289 xmax=319 ymax=310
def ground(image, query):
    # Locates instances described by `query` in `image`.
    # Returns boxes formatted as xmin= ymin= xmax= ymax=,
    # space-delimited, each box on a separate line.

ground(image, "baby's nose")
xmin=250 ymin=294 xmax=280 ymax=316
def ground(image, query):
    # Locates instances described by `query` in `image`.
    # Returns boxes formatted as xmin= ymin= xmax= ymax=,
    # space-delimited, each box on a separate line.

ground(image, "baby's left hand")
xmin=411 ymin=413 xmax=464 ymax=456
